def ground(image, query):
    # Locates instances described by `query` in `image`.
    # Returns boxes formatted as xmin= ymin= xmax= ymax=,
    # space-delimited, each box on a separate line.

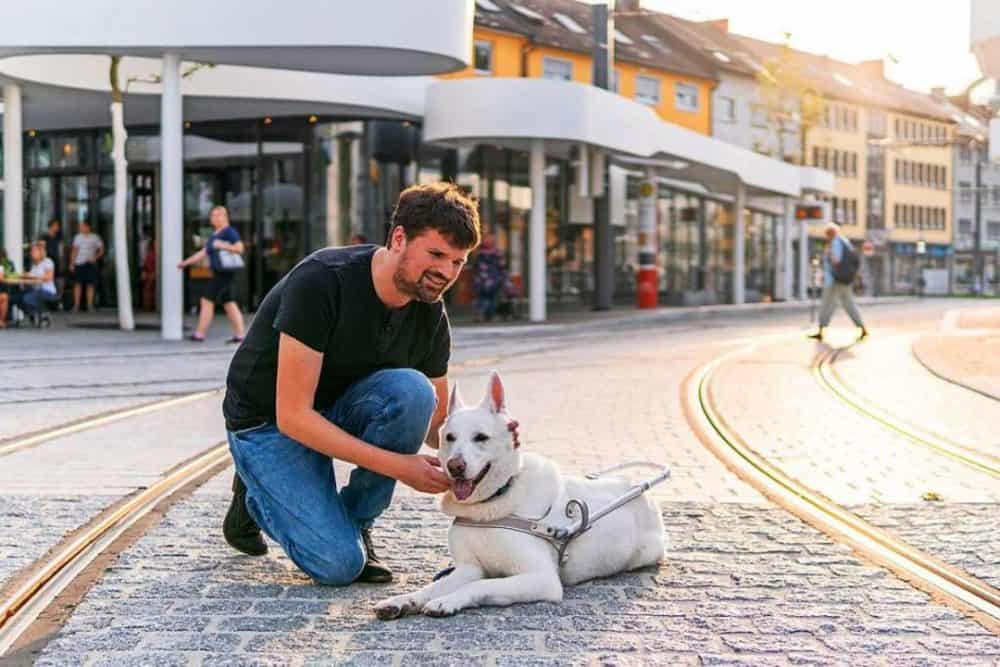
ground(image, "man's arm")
xmin=275 ymin=333 xmax=450 ymax=494
xmin=95 ymin=238 xmax=105 ymax=261
xmin=69 ymin=239 xmax=78 ymax=268
xmin=425 ymin=375 xmax=450 ymax=449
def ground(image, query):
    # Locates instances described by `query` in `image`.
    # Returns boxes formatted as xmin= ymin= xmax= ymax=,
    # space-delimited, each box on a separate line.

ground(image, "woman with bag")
xmin=177 ymin=205 xmax=246 ymax=343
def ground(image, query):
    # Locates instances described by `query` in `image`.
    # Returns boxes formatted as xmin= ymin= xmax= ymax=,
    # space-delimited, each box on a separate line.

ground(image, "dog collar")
xmin=484 ymin=475 xmax=515 ymax=502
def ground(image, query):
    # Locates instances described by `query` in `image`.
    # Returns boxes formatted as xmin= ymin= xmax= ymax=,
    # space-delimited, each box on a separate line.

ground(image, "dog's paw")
xmin=374 ymin=595 xmax=421 ymax=621
xmin=422 ymin=595 xmax=462 ymax=618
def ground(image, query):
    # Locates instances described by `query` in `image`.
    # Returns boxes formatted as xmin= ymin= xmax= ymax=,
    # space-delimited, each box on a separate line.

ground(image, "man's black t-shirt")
xmin=222 ymin=245 xmax=451 ymax=431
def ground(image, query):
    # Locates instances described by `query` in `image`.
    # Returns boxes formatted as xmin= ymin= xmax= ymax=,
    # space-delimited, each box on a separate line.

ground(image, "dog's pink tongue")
xmin=453 ymin=480 xmax=475 ymax=501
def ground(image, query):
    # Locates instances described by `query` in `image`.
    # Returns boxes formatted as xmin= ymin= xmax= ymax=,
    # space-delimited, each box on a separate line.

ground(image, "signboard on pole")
xmin=636 ymin=178 xmax=658 ymax=309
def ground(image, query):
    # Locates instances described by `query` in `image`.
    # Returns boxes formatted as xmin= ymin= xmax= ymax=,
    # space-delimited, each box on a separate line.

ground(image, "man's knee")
xmin=380 ymin=369 xmax=437 ymax=424
xmin=288 ymin=539 xmax=365 ymax=586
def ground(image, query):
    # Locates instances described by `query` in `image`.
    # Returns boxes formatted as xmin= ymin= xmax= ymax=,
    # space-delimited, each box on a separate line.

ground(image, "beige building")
xmin=718 ymin=35 xmax=957 ymax=294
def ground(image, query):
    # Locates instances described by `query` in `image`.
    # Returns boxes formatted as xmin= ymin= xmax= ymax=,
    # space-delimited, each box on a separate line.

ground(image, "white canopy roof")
xmin=423 ymin=78 xmax=834 ymax=198
xmin=0 ymin=0 xmax=472 ymax=76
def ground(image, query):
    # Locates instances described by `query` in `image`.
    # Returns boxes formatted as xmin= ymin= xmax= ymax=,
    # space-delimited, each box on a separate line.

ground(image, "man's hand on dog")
xmin=394 ymin=453 xmax=451 ymax=494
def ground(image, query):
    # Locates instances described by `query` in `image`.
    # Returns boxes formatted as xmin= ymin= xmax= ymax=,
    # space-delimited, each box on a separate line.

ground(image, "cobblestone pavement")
xmin=855 ymin=504 xmax=1000 ymax=589
xmin=31 ymin=476 xmax=1000 ymax=666
xmin=709 ymin=336 xmax=1000 ymax=506
xmin=911 ymin=334 xmax=1000 ymax=401
xmin=708 ymin=333 xmax=1000 ymax=597
xmin=6 ymin=300 xmax=1000 ymax=665
xmin=0 ymin=495 xmax=117 ymax=588
xmin=832 ymin=333 xmax=1000 ymax=459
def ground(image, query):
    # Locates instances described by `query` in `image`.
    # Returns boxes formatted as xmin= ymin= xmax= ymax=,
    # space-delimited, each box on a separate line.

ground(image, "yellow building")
xmin=717 ymin=35 xmax=957 ymax=294
xmin=449 ymin=0 xmax=718 ymax=136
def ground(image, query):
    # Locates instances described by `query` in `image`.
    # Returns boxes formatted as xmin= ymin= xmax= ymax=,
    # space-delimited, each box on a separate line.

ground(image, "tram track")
xmin=0 ymin=388 xmax=222 ymax=458
xmin=0 ymin=441 xmax=231 ymax=656
xmin=685 ymin=344 xmax=1000 ymax=632
xmin=814 ymin=345 xmax=1000 ymax=478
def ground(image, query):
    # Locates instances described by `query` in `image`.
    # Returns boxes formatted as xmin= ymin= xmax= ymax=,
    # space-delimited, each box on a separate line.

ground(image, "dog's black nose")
xmin=447 ymin=456 xmax=466 ymax=478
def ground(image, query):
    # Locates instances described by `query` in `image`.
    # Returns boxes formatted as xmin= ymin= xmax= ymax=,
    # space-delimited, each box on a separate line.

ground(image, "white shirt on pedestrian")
xmin=72 ymin=233 xmax=104 ymax=265
xmin=30 ymin=258 xmax=57 ymax=295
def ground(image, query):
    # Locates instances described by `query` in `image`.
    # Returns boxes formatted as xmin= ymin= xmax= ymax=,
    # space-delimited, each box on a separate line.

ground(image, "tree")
xmin=106 ymin=57 xmax=214 ymax=331
xmin=755 ymin=36 xmax=825 ymax=166
xmin=109 ymin=56 xmax=134 ymax=331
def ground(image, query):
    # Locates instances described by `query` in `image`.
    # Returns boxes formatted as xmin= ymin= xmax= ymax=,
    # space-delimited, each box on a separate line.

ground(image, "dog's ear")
xmin=481 ymin=370 xmax=506 ymax=414
xmin=449 ymin=382 xmax=464 ymax=413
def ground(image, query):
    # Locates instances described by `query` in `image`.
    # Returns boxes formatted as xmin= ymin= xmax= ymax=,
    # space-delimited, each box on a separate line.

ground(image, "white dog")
xmin=375 ymin=371 xmax=665 ymax=619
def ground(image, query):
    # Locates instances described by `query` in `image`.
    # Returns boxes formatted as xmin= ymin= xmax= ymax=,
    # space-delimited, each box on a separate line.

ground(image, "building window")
xmin=473 ymin=40 xmax=493 ymax=74
xmin=542 ymin=57 xmax=573 ymax=81
xmin=635 ymin=75 xmax=661 ymax=105
xmin=958 ymin=181 xmax=972 ymax=202
xmin=850 ymin=152 xmax=858 ymax=177
xmin=988 ymin=221 xmax=1000 ymax=241
xmin=716 ymin=95 xmax=736 ymax=122
xmin=894 ymin=159 xmax=900 ymax=183
xmin=960 ymin=146 xmax=972 ymax=164
xmin=675 ymin=82 xmax=698 ymax=111
xmin=751 ymin=104 xmax=768 ymax=128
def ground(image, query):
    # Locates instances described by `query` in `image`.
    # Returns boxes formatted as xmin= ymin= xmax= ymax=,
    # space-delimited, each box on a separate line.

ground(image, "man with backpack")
xmin=807 ymin=222 xmax=868 ymax=342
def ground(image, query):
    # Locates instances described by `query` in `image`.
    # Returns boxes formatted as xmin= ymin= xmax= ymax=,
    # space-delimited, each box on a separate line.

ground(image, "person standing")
xmin=808 ymin=222 xmax=868 ymax=342
xmin=41 ymin=219 xmax=65 ymax=307
xmin=472 ymin=232 xmax=506 ymax=323
xmin=69 ymin=221 xmax=104 ymax=312
xmin=221 ymin=182 xmax=481 ymax=586
xmin=177 ymin=205 xmax=246 ymax=343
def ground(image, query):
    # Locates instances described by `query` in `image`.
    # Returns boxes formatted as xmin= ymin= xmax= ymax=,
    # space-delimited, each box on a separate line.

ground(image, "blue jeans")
xmin=227 ymin=368 xmax=437 ymax=585
xmin=12 ymin=288 xmax=58 ymax=315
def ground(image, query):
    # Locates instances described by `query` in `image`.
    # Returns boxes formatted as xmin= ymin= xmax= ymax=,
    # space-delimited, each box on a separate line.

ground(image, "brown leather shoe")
xmin=356 ymin=528 xmax=393 ymax=583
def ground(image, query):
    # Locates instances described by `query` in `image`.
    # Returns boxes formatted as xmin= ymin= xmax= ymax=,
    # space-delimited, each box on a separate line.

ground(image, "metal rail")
xmin=0 ymin=388 xmax=221 ymax=458
xmin=0 ymin=442 xmax=231 ymax=656
xmin=815 ymin=347 xmax=1000 ymax=478
xmin=688 ymin=348 xmax=1000 ymax=625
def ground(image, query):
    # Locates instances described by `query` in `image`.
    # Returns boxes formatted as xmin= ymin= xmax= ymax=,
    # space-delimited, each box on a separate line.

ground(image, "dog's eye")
xmin=473 ymin=433 xmax=490 ymax=442
xmin=445 ymin=433 xmax=456 ymax=443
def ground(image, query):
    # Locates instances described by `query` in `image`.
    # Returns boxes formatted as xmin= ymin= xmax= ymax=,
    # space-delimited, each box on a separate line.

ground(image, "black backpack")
xmin=832 ymin=237 xmax=860 ymax=285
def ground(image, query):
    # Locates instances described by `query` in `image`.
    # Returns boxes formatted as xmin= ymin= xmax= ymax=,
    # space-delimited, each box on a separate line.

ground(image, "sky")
xmin=595 ymin=0 xmax=987 ymax=98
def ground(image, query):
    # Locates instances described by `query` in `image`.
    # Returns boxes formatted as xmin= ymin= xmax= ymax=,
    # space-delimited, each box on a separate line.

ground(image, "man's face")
xmin=824 ymin=228 xmax=836 ymax=241
xmin=80 ymin=223 xmax=91 ymax=234
xmin=392 ymin=228 xmax=472 ymax=303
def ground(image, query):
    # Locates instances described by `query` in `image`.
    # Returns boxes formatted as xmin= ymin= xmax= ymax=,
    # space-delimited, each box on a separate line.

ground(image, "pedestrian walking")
xmin=177 ymin=205 xmax=246 ymax=343
xmin=808 ymin=222 xmax=868 ymax=342
xmin=69 ymin=220 xmax=104 ymax=312
xmin=221 ymin=182 xmax=482 ymax=586
xmin=472 ymin=232 xmax=506 ymax=323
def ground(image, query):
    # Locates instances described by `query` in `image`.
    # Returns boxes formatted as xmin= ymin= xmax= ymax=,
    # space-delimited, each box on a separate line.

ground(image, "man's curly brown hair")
xmin=388 ymin=182 xmax=481 ymax=250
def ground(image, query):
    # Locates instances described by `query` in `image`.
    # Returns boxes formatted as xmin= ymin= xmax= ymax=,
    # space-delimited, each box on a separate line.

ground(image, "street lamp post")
xmin=973 ymin=152 xmax=985 ymax=295
xmin=591 ymin=2 xmax=614 ymax=311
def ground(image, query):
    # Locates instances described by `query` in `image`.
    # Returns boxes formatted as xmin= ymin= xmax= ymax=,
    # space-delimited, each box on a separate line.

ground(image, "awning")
xmin=0 ymin=0 xmax=472 ymax=76
xmin=423 ymin=78 xmax=834 ymax=198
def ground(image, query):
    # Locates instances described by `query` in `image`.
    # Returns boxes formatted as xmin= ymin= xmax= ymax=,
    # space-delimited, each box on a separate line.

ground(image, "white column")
xmin=3 ymin=84 xmax=23 ymax=273
xmin=782 ymin=198 xmax=794 ymax=300
xmin=798 ymin=215 xmax=809 ymax=300
xmin=160 ymin=53 xmax=183 ymax=340
xmin=732 ymin=181 xmax=746 ymax=304
xmin=529 ymin=139 xmax=546 ymax=322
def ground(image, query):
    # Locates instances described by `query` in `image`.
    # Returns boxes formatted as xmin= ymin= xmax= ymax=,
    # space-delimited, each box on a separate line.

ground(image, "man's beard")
xmin=393 ymin=264 xmax=451 ymax=303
